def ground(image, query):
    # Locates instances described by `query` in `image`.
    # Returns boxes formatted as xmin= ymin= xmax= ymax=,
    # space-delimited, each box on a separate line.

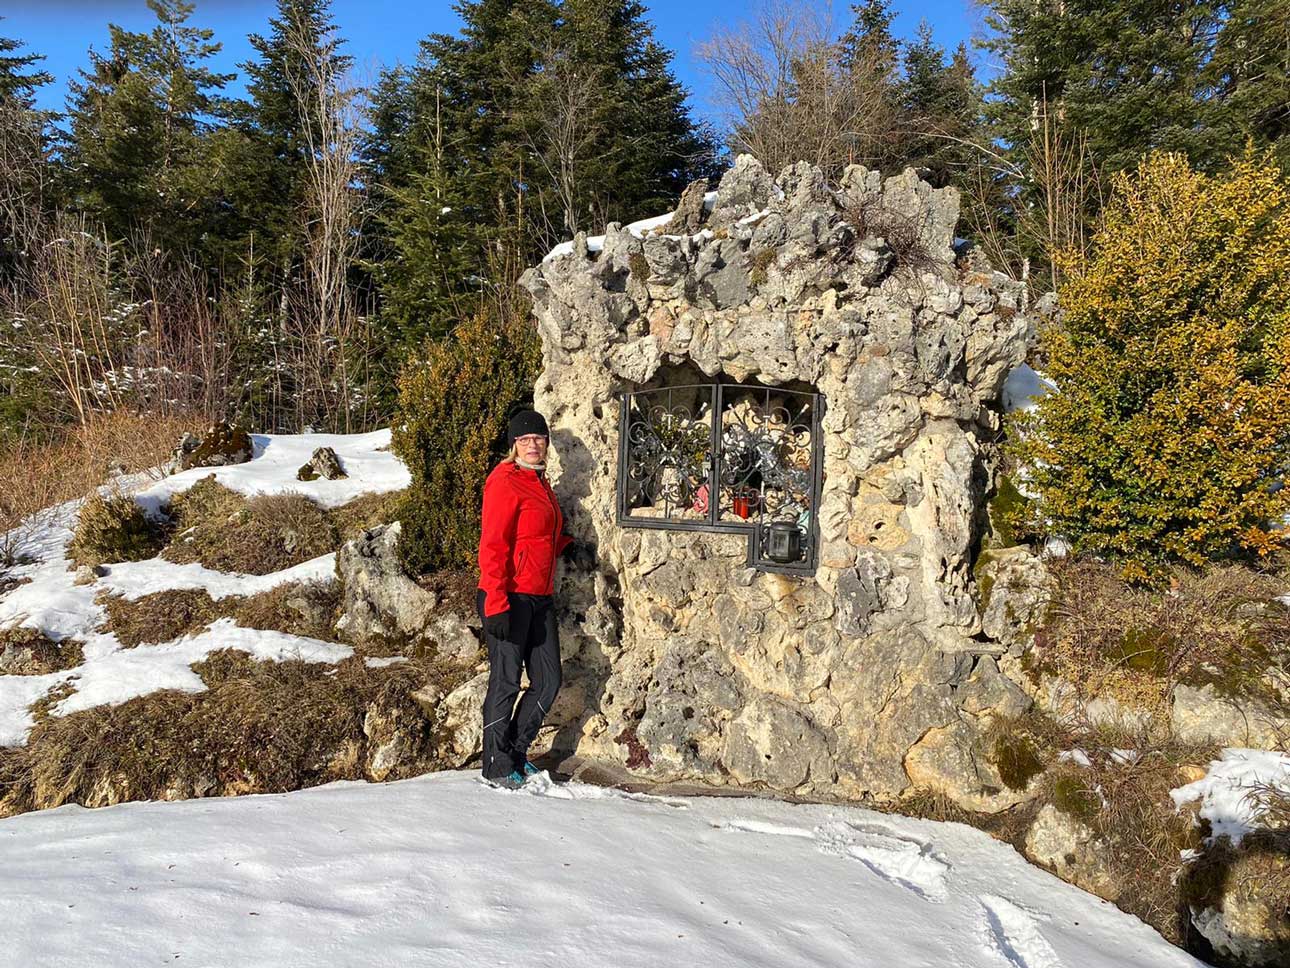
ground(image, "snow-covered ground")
xmin=0 ymin=770 xmax=1206 ymax=968
xmin=0 ymin=429 xmax=408 ymax=746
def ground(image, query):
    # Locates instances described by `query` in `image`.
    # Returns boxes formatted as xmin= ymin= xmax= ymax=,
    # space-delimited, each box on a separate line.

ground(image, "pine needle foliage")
xmin=1014 ymin=149 xmax=1290 ymax=578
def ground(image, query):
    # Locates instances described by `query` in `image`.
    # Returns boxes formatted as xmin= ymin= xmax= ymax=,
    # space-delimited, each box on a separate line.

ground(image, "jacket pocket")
xmin=516 ymin=550 xmax=527 ymax=582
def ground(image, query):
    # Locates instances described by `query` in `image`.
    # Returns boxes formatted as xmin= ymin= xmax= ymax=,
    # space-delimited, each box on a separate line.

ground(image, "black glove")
xmin=483 ymin=610 xmax=510 ymax=642
xmin=561 ymin=539 xmax=597 ymax=570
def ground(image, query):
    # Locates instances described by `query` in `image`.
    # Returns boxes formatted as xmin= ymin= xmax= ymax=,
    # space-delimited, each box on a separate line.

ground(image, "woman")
xmin=477 ymin=409 xmax=572 ymax=787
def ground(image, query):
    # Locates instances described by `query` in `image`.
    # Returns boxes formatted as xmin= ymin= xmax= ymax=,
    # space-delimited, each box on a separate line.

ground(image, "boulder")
xmin=169 ymin=422 xmax=252 ymax=473
xmin=334 ymin=523 xmax=438 ymax=643
xmin=670 ymin=178 xmax=710 ymax=234
xmin=1172 ymin=682 xmax=1290 ymax=749
xmin=1024 ymin=804 xmax=1124 ymax=901
xmin=903 ymin=718 xmax=1036 ymax=813
xmin=1188 ymin=834 xmax=1290 ymax=968
xmin=977 ymin=546 xmax=1054 ymax=652
xmin=297 ymin=446 xmax=347 ymax=482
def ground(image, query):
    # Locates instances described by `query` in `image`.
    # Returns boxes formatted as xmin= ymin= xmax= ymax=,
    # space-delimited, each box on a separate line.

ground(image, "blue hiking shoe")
xmin=488 ymin=770 xmax=526 ymax=790
xmin=522 ymin=761 xmax=540 ymax=778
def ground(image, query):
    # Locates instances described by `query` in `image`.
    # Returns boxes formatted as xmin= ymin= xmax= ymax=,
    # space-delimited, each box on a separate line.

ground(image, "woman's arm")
xmin=478 ymin=472 xmax=518 ymax=617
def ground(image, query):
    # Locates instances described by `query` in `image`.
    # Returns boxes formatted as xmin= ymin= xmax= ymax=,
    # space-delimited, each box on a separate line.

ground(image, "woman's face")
xmin=516 ymin=434 xmax=549 ymax=464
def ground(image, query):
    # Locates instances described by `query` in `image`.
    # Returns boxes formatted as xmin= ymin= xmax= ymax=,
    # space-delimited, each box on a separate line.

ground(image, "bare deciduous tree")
xmin=696 ymin=0 xmax=900 ymax=177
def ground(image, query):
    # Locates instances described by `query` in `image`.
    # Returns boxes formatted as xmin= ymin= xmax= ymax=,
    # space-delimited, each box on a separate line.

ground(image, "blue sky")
xmin=5 ymin=1 xmax=993 ymax=119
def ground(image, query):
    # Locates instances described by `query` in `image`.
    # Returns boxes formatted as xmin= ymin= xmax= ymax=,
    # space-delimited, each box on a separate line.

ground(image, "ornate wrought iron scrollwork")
xmin=622 ymin=393 xmax=712 ymax=520
xmin=617 ymin=380 xmax=822 ymax=574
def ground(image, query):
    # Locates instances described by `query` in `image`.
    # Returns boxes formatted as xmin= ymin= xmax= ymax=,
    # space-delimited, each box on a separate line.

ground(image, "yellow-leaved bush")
xmin=1013 ymin=149 xmax=1290 ymax=579
xmin=391 ymin=301 xmax=541 ymax=575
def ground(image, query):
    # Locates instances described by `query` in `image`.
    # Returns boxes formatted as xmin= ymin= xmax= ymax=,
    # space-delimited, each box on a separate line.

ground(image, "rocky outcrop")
xmin=297 ymin=446 xmax=347 ymax=482
xmin=519 ymin=155 xmax=1037 ymax=802
xmin=1172 ymin=683 xmax=1290 ymax=749
xmin=334 ymin=523 xmax=441 ymax=644
xmin=169 ymin=422 xmax=253 ymax=473
xmin=1024 ymin=804 xmax=1124 ymax=902
xmin=1187 ymin=833 xmax=1290 ymax=968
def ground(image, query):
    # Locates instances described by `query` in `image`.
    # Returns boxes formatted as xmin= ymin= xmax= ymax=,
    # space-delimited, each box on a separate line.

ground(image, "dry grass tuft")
xmin=230 ymin=581 xmax=341 ymax=642
xmin=330 ymin=490 xmax=402 ymax=540
xmin=0 ymin=627 xmax=83 ymax=675
xmin=97 ymin=588 xmax=222 ymax=647
xmin=1032 ymin=559 xmax=1290 ymax=718
xmin=66 ymin=491 xmax=168 ymax=568
xmin=0 ymin=648 xmax=469 ymax=818
xmin=163 ymin=478 xmax=337 ymax=575
xmin=0 ymin=410 xmax=199 ymax=568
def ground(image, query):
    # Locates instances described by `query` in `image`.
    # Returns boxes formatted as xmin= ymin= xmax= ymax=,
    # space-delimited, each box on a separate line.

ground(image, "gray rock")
xmin=709 ymin=154 xmax=773 ymax=228
xmin=334 ymin=523 xmax=439 ymax=643
xmin=977 ymin=546 xmax=1054 ymax=651
xmin=1172 ymin=682 xmax=1290 ymax=748
xmin=720 ymin=696 xmax=832 ymax=790
xmin=1024 ymin=804 xmax=1123 ymax=901
xmin=671 ymin=178 xmax=710 ymax=234
xmin=297 ymin=446 xmax=346 ymax=482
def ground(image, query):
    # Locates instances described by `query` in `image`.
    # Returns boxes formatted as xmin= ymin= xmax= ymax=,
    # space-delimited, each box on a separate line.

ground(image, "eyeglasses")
xmin=515 ymin=435 xmax=548 ymax=446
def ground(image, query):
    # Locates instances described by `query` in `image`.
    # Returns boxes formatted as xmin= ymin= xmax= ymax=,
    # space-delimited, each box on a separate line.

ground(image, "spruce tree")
xmin=232 ymin=0 xmax=354 ymax=278
xmin=0 ymin=19 xmax=52 ymax=108
xmin=978 ymin=0 xmax=1227 ymax=177
xmin=898 ymin=25 xmax=981 ymax=185
xmin=61 ymin=0 xmax=233 ymax=252
xmin=1205 ymin=0 xmax=1290 ymax=168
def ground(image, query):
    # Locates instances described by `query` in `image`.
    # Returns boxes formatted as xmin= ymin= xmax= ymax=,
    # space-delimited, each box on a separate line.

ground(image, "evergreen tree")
xmin=369 ymin=0 xmax=716 ymax=352
xmin=1205 ymin=0 xmax=1290 ymax=168
xmin=839 ymin=0 xmax=898 ymax=76
xmin=978 ymin=0 xmax=1228 ymax=177
xmin=898 ymin=25 xmax=981 ymax=185
xmin=0 ymin=18 xmax=52 ymax=108
xmin=225 ymin=0 xmax=354 ymax=277
xmin=61 ymin=0 xmax=233 ymax=252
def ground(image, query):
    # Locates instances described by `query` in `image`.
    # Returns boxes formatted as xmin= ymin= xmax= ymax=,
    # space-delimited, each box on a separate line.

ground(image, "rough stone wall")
xmin=519 ymin=155 xmax=1036 ymax=801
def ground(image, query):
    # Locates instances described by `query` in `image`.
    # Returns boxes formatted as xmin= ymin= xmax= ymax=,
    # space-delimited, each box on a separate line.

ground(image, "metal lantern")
xmin=765 ymin=521 xmax=802 ymax=564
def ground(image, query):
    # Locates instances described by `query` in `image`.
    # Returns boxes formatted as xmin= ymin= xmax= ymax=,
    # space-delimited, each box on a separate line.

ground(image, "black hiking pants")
xmin=478 ymin=590 xmax=562 ymax=780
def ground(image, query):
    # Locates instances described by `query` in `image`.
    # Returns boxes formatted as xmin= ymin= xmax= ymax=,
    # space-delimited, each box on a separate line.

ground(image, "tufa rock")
xmin=297 ymin=446 xmax=347 ymax=482
xmin=670 ymin=178 xmax=710 ymax=234
xmin=1171 ymin=682 xmax=1290 ymax=749
xmin=520 ymin=153 xmax=1036 ymax=800
xmin=170 ymin=422 xmax=253 ymax=474
xmin=1024 ymin=804 xmax=1124 ymax=902
xmin=334 ymin=523 xmax=439 ymax=644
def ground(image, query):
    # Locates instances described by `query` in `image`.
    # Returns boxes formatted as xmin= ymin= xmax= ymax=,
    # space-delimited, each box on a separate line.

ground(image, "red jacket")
xmin=478 ymin=461 xmax=573 ymax=617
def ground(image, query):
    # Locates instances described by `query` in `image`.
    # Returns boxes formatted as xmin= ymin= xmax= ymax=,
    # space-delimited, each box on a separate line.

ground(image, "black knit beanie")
xmin=507 ymin=410 xmax=549 ymax=447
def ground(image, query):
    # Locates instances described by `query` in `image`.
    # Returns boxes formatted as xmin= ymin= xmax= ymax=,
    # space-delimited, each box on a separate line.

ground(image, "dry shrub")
xmin=0 ymin=649 xmax=468 ymax=818
xmin=0 ymin=410 xmax=199 ymax=567
xmin=97 ymin=581 xmax=342 ymax=648
xmin=66 ymin=492 xmax=168 ymax=568
xmin=97 ymin=588 xmax=222 ymax=648
xmin=163 ymin=478 xmax=337 ymax=575
xmin=0 ymin=627 xmax=83 ymax=675
xmin=330 ymin=490 xmax=402 ymax=541
xmin=1033 ymin=558 xmax=1290 ymax=718
xmin=230 ymin=581 xmax=341 ymax=642
xmin=841 ymin=195 xmax=939 ymax=274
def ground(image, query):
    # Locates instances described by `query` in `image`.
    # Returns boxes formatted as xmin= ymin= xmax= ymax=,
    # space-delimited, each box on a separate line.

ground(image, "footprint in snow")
xmin=719 ymin=818 xmax=951 ymax=902
xmin=979 ymin=894 xmax=1062 ymax=968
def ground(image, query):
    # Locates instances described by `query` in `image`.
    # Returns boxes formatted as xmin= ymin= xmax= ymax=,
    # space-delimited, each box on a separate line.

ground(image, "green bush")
xmin=67 ymin=492 xmax=167 ymax=568
xmin=1013 ymin=150 xmax=1290 ymax=580
xmin=392 ymin=303 xmax=541 ymax=575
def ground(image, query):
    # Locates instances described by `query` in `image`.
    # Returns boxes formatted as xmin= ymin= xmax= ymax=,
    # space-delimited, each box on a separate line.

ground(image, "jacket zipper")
xmin=541 ymin=474 xmax=559 ymax=592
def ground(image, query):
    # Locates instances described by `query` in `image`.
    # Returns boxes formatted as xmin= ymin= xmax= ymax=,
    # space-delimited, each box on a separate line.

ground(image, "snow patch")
xmin=1171 ymin=748 xmax=1290 ymax=844
xmin=0 ymin=771 xmax=1208 ymax=966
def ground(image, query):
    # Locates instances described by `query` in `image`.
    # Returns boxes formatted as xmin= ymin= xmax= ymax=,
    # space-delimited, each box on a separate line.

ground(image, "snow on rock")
xmin=1003 ymin=362 xmax=1055 ymax=414
xmin=542 ymin=191 xmax=720 ymax=263
xmin=0 ymin=770 xmax=1206 ymax=967
xmin=1171 ymin=748 xmax=1290 ymax=844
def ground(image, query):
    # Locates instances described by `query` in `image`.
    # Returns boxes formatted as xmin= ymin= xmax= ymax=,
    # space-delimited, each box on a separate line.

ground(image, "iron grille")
xmin=616 ymin=381 xmax=823 ymax=574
